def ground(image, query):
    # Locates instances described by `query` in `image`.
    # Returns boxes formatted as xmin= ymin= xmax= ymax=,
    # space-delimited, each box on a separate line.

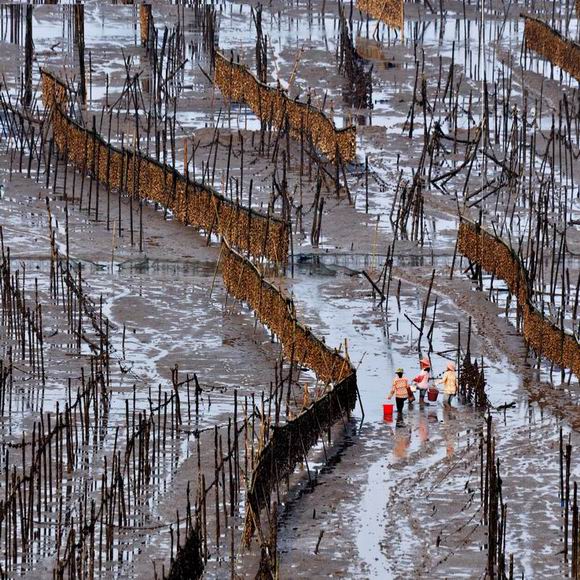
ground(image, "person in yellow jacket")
xmin=437 ymin=362 xmax=457 ymax=406
xmin=388 ymin=368 xmax=410 ymax=414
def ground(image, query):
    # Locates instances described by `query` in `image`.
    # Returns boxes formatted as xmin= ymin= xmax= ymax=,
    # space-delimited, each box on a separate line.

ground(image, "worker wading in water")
xmin=413 ymin=357 xmax=431 ymax=405
xmin=388 ymin=368 xmax=410 ymax=413
xmin=437 ymin=362 xmax=457 ymax=406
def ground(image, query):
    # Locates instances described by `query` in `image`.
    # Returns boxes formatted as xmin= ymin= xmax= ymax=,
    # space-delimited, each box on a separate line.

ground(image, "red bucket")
xmin=427 ymin=388 xmax=439 ymax=402
xmin=383 ymin=403 xmax=394 ymax=420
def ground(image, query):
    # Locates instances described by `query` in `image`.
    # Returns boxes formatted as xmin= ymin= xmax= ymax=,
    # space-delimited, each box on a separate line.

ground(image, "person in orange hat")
xmin=413 ymin=357 xmax=431 ymax=405
xmin=437 ymin=362 xmax=457 ymax=406
xmin=388 ymin=368 xmax=410 ymax=414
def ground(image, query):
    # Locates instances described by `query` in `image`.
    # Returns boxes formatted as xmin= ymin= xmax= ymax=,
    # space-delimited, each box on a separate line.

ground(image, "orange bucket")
xmin=383 ymin=403 xmax=394 ymax=420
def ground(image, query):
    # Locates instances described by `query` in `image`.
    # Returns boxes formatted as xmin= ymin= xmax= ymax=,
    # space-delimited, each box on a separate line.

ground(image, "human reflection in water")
xmin=418 ymin=413 xmax=429 ymax=445
xmin=393 ymin=426 xmax=411 ymax=460
xmin=443 ymin=428 xmax=455 ymax=458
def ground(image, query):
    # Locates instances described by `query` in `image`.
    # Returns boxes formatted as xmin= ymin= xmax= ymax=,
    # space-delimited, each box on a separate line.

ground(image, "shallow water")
xmin=1 ymin=0 xmax=579 ymax=576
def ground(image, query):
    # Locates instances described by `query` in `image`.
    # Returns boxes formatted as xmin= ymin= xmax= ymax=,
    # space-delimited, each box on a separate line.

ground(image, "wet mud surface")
xmin=1 ymin=0 xmax=579 ymax=578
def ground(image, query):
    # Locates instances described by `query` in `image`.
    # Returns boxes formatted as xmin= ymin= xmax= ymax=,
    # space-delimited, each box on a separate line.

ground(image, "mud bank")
xmin=1 ymin=0 xmax=579 ymax=577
